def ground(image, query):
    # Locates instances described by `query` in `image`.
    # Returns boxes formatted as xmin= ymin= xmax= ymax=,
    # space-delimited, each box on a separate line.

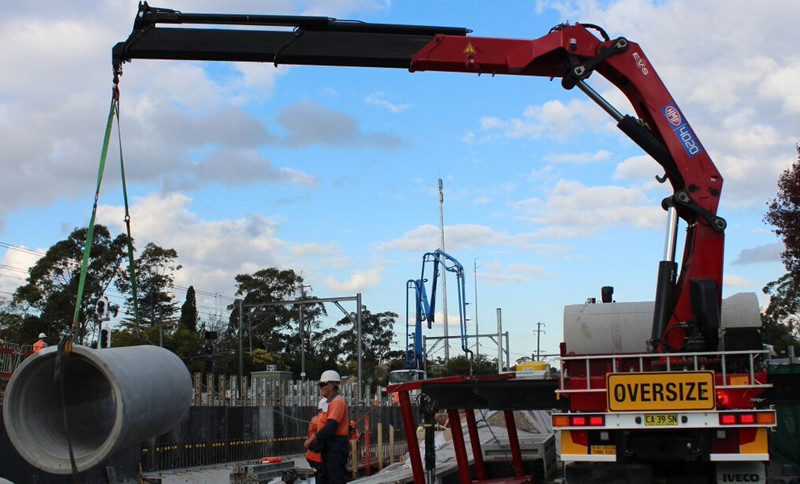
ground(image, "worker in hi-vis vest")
xmin=303 ymin=370 xmax=349 ymax=484
xmin=306 ymin=397 xmax=326 ymax=476
xmin=32 ymin=333 xmax=47 ymax=353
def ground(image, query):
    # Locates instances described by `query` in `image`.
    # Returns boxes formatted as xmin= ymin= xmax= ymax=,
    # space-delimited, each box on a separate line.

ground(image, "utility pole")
xmin=299 ymin=283 xmax=312 ymax=381
xmin=238 ymin=299 xmax=243 ymax=400
xmin=438 ymin=178 xmax=449 ymax=362
xmin=473 ymin=258 xmax=479 ymax=359
xmin=496 ymin=308 xmax=502 ymax=373
xmin=534 ymin=322 xmax=546 ymax=360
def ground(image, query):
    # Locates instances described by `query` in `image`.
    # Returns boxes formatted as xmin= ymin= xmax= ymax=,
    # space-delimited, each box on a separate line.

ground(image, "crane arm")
xmin=114 ymin=3 xmax=727 ymax=352
xmin=421 ymin=250 xmax=472 ymax=360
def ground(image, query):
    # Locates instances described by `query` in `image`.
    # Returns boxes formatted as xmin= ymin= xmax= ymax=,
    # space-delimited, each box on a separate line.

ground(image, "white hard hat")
xmin=317 ymin=397 xmax=327 ymax=410
xmin=38 ymin=333 xmax=46 ymax=339
xmin=320 ymin=370 xmax=341 ymax=383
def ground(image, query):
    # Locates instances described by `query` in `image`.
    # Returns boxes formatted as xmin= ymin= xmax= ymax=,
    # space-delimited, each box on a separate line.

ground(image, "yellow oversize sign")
xmin=606 ymin=371 xmax=716 ymax=412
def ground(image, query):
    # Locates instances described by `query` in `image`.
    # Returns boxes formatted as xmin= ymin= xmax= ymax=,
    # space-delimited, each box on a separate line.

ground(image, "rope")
xmin=113 ymin=87 xmax=142 ymax=334
xmin=69 ymin=95 xmax=117 ymax=335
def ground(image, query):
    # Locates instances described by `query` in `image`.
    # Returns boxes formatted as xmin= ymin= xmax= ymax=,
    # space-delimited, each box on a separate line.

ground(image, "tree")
xmin=229 ymin=268 xmax=326 ymax=377
xmin=13 ymin=226 xmax=127 ymax=342
xmin=762 ymin=273 xmax=800 ymax=355
xmin=115 ymin=243 xmax=181 ymax=342
xmin=761 ymin=145 xmax=800 ymax=354
xmin=180 ymin=286 xmax=198 ymax=332
xmin=765 ymin=145 xmax=800 ymax=279
xmin=334 ymin=307 xmax=397 ymax=363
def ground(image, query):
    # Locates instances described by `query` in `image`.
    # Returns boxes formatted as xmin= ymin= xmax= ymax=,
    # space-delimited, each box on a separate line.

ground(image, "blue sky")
xmin=1 ymin=0 xmax=797 ymax=364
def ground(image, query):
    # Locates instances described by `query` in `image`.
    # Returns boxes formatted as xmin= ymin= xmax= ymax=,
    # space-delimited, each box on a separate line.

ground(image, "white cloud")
xmin=535 ymin=0 xmax=800 ymax=209
xmin=377 ymin=224 xmax=571 ymax=254
xmin=94 ymin=193 xmax=345 ymax=297
xmin=365 ymin=91 xmax=412 ymax=113
xmin=545 ymin=150 xmax=612 ymax=164
xmin=325 ymin=267 xmax=386 ymax=292
xmin=513 ymin=180 xmax=662 ymax=238
xmin=0 ymin=247 xmax=43 ymax=297
xmin=476 ymin=99 xmax=611 ymax=143
xmin=732 ymin=243 xmax=783 ymax=266
xmin=723 ymin=274 xmax=756 ymax=289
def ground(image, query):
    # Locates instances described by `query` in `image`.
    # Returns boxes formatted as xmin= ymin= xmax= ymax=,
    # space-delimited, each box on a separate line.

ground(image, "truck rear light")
xmin=738 ymin=413 xmax=755 ymax=424
xmin=719 ymin=412 xmax=774 ymax=425
xmin=716 ymin=391 xmax=729 ymax=408
xmin=756 ymin=412 xmax=775 ymax=425
xmin=589 ymin=416 xmax=605 ymax=426
xmin=552 ymin=415 xmax=570 ymax=427
xmin=552 ymin=414 xmax=606 ymax=427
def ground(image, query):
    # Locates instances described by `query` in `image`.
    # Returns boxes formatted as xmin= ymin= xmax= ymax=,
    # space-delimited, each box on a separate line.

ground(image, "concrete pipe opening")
xmin=3 ymin=344 xmax=192 ymax=474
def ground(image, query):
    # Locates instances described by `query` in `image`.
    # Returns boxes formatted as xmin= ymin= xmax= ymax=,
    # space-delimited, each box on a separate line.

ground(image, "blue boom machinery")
xmin=405 ymin=249 xmax=473 ymax=370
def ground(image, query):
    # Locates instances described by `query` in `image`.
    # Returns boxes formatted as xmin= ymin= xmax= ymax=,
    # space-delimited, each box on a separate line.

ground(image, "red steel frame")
xmin=388 ymin=376 xmax=533 ymax=484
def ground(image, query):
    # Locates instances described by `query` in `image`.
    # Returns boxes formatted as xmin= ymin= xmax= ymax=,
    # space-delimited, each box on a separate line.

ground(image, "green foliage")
xmin=250 ymin=348 xmax=291 ymax=372
xmin=0 ymin=301 xmax=46 ymax=346
xmin=180 ymin=286 xmax=198 ymax=332
xmin=334 ymin=307 xmax=397 ymax=363
xmin=765 ymin=145 xmax=800 ymax=279
xmin=429 ymin=353 xmax=498 ymax=377
xmin=762 ymin=273 xmax=800 ymax=355
xmin=230 ymin=268 xmax=323 ymax=353
xmin=12 ymin=225 xmax=127 ymax=342
xmin=116 ymin=242 xmax=181 ymax=329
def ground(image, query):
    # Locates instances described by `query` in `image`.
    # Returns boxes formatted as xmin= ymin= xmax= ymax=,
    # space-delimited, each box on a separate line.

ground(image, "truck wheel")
xmin=565 ymin=463 xmax=652 ymax=484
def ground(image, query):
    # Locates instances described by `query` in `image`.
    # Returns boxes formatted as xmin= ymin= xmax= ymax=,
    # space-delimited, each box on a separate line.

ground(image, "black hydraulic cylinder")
xmin=651 ymin=260 xmax=677 ymax=347
xmin=617 ymin=115 xmax=684 ymax=190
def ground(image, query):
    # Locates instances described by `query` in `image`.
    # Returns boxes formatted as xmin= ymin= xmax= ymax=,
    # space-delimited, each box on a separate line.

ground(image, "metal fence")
xmin=141 ymin=404 xmax=409 ymax=472
xmin=0 ymin=341 xmax=31 ymax=379
xmin=190 ymin=373 xmax=396 ymax=407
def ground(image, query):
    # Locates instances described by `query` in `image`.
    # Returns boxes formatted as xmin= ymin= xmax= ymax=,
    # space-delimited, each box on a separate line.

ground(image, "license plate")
xmin=644 ymin=413 xmax=678 ymax=426
xmin=606 ymin=371 xmax=716 ymax=412
xmin=590 ymin=445 xmax=616 ymax=455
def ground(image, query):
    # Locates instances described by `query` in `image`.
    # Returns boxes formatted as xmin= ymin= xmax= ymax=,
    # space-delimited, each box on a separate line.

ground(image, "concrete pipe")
xmin=2 ymin=344 xmax=192 ymax=474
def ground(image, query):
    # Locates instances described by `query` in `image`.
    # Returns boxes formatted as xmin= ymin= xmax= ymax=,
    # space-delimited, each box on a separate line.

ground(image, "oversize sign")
xmin=606 ymin=371 xmax=715 ymax=412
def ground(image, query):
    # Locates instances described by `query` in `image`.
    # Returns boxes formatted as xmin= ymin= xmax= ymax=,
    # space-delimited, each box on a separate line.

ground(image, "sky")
xmin=0 ymin=0 xmax=797 ymax=365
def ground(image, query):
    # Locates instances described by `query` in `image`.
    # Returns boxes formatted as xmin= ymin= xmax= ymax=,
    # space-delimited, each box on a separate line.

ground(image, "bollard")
xmin=365 ymin=415 xmax=371 ymax=476
xmin=377 ymin=423 xmax=383 ymax=470
xmin=351 ymin=439 xmax=358 ymax=480
xmin=3 ymin=344 xmax=192 ymax=474
xmin=389 ymin=424 xmax=395 ymax=464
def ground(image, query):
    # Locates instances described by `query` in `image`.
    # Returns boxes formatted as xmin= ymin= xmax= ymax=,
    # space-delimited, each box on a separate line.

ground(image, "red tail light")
xmin=589 ymin=416 xmax=605 ymax=426
xmin=739 ymin=414 xmax=756 ymax=424
xmin=571 ymin=416 xmax=586 ymax=426
xmin=719 ymin=414 xmax=736 ymax=425
xmin=716 ymin=391 xmax=729 ymax=408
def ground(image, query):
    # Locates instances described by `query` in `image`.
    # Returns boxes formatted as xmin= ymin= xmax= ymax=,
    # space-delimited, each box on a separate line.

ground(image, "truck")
xmin=113 ymin=4 xmax=778 ymax=482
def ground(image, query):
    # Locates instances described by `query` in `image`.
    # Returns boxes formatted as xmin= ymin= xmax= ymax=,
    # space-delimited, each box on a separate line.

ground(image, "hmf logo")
xmin=665 ymin=106 xmax=681 ymax=126
xmin=662 ymin=104 xmax=702 ymax=157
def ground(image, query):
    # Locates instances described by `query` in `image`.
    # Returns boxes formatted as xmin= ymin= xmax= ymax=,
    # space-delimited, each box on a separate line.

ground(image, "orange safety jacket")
xmin=317 ymin=394 xmax=349 ymax=437
xmin=32 ymin=340 xmax=47 ymax=353
xmin=305 ymin=414 xmax=323 ymax=463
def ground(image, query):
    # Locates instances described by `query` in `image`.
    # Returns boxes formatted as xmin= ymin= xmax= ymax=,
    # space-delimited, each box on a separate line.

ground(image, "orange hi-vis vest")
xmin=305 ymin=414 xmax=322 ymax=463
xmin=318 ymin=394 xmax=349 ymax=437
xmin=32 ymin=340 xmax=47 ymax=353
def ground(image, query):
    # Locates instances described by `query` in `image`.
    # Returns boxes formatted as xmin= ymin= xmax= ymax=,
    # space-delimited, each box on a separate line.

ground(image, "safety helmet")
xmin=320 ymin=370 xmax=341 ymax=384
xmin=38 ymin=333 xmax=46 ymax=339
xmin=317 ymin=397 xmax=327 ymax=410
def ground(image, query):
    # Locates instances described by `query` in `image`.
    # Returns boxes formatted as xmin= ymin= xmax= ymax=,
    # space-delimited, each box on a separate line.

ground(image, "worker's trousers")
xmin=319 ymin=436 xmax=349 ymax=484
